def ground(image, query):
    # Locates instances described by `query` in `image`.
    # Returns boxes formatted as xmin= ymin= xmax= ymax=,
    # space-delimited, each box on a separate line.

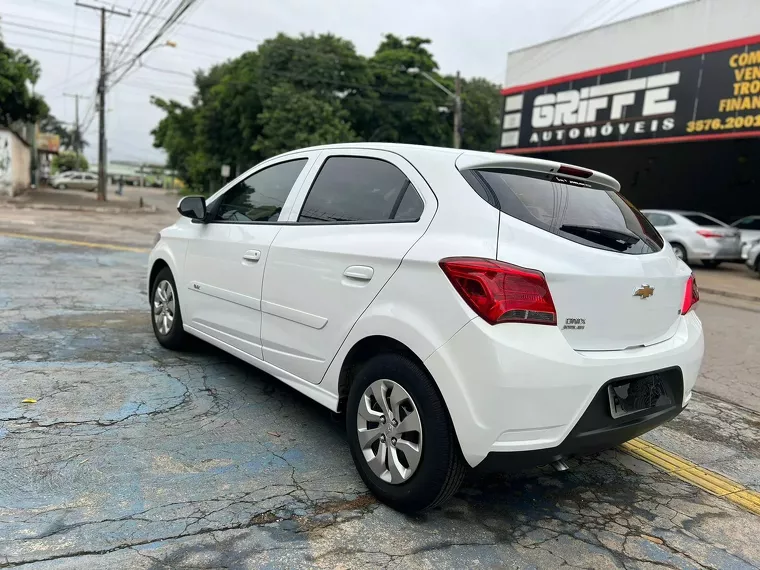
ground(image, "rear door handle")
xmin=343 ymin=265 xmax=374 ymax=281
xmin=242 ymin=250 xmax=261 ymax=263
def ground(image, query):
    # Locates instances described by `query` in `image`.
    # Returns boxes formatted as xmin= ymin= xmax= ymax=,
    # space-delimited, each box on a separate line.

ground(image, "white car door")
xmin=260 ymin=149 xmax=436 ymax=385
xmin=181 ymin=153 xmax=317 ymax=359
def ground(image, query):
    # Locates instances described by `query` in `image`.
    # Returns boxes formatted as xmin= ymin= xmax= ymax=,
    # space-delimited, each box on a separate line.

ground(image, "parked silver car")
xmin=53 ymin=172 xmax=98 ymax=191
xmin=746 ymin=240 xmax=760 ymax=276
xmin=641 ymin=210 xmax=742 ymax=268
xmin=731 ymin=215 xmax=760 ymax=248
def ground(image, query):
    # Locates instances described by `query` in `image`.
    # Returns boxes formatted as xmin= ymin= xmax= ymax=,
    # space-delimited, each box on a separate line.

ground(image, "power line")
xmin=510 ymin=0 xmax=639 ymax=77
xmin=109 ymin=0 xmax=201 ymax=87
xmin=108 ymin=0 xmax=170 ymax=72
xmin=5 ymin=41 xmax=100 ymax=60
xmin=1 ymin=20 xmax=102 ymax=43
xmin=64 ymin=2 xmax=80 ymax=97
xmin=9 ymin=3 xmax=419 ymax=77
xmin=510 ymin=0 xmax=615 ymax=72
xmin=104 ymin=1 xmax=410 ymax=74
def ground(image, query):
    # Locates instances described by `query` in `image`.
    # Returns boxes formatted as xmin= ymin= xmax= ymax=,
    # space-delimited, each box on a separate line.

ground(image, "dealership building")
xmin=499 ymin=0 xmax=760 ymax=221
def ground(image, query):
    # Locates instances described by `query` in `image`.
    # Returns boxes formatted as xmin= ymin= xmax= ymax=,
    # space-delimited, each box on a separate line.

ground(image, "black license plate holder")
xmin=607 ymin=373 xmax=673 ymax=419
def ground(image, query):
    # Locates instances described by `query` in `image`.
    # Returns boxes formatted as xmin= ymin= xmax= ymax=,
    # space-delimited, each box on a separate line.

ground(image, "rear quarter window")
xmin=464 ymin=168 xmax=663 ymax=255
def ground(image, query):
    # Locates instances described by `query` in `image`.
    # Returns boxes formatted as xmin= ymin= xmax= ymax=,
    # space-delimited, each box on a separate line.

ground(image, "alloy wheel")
xmin=153 ymin=279 xmax=176 ymax=335
xmin=356 ymin=378 xmax=423 ymax=484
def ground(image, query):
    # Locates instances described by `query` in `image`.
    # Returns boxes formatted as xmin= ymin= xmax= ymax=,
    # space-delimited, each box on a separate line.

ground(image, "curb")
xmin=5 ymin=202 xmax=159 ymax=215
xmin=700 ymin=287 xmax=760 ymax=304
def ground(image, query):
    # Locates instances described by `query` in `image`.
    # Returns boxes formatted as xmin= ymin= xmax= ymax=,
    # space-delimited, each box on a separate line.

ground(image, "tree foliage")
xmin=0 ymin=36 xmax=48 ymax=126
xmin=39 ymin=113 xmax=88 ymax=151
xmin=151 ymin=33 xmax=501 ymax=191
xmin=52 ymin=150 xmax=89 ymax=173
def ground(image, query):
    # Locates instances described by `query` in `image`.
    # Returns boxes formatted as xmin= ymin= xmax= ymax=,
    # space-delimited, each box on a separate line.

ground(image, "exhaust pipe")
xmin=551 ymin=459 xmax=569 ymax=472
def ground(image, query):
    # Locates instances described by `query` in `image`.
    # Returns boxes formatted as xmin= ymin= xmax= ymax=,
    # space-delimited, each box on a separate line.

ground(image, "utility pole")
xmin=63 ymin=93 xmax=89 ymax=163
xmin=75 ymin=2 xmax=130 ymax=201
xmin=453 ymin=71 xmax=462 ymax=149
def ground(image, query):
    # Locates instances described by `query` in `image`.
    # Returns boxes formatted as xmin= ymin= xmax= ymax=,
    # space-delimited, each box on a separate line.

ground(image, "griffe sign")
xmin=499 ymin=35 xmax=760 ymax=153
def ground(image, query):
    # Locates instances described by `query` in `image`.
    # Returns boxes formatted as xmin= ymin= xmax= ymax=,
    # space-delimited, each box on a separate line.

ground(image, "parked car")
xmin=53 ymin=171 xmax=98 ymax=191
xmin=744 ymin=239 xmax=760 ymax=276
xmin=641 ymin=210 xmax=741 ymax=268
xmin=149 ymin=144 xmax=704 ymax=512
xmin=731 ymin=215 xmax=760 ymax=247
xmin=51 ymin=170 xmax=87 ymax=187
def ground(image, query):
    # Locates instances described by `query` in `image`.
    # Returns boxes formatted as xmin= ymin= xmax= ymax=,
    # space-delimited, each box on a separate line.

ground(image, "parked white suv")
xmin=149 ymin=144 xmax=704 ymax=512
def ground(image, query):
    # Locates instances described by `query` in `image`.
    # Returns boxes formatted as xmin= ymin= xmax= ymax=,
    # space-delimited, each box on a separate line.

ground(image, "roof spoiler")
xmin=455 ymin=153 xmax=621 ymax=192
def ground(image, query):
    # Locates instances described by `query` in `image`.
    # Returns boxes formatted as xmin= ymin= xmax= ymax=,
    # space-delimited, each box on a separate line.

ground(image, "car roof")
xmin=642 ymin=209 xmax=718 ymax=217
xmin=276 ymin=143 xmax=621 ymax=191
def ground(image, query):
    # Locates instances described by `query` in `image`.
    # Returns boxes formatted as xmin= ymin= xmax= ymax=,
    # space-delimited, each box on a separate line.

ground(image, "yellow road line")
xmin=0 ymin=231 xmax=149 ymax=254
xmin=621 ymin=438 xmax=760 ymax=515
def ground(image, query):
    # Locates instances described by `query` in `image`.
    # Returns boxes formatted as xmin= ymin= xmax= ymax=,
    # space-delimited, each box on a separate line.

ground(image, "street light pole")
xmin=407 ymin=67 xmax=462 ymax=149
xmin=453 ymin=71 xmax=462 ymax=149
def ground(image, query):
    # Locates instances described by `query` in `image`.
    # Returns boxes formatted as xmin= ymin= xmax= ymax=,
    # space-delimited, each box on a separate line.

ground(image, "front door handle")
xmin=242 ymin=250 xmax=261 ymax=263
xmin=344 ymin=265 xmax=374 ymax=281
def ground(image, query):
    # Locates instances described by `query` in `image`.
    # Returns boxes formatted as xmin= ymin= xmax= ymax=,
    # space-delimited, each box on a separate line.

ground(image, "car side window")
xmin=298 ymin=156 xmax=424 ymax=223
xmin=214 ymin=159 xmax=307 ymax=223
xmin=735 ymin=218 xmax=760 ymax=230
xmin=646 ymin=213 xmax=675 ymax=227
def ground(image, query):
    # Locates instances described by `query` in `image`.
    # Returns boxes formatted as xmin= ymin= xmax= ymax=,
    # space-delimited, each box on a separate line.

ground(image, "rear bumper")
xmin=690 ymin=240 xmax=742 ymax=260
xmin=424 ymin=312 xmax=704 ymax=468
xmin=476 ymin=368 xmax=685 ymax=471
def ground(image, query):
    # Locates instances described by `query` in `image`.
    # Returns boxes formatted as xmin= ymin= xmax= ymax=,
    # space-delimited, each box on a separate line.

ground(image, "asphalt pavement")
xmin=1 ymin=235 xmax=760 ymax=569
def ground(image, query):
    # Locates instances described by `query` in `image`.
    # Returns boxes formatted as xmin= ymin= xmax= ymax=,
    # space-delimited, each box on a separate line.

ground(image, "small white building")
xmin=0 ymin=127 xmax=31 ymax=197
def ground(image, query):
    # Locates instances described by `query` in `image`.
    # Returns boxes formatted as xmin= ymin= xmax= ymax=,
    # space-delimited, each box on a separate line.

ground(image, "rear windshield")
xmin=682 ymin=213 xmax=726 ymax=226
xmin=463 ymin=168 xmax=663 ymax=255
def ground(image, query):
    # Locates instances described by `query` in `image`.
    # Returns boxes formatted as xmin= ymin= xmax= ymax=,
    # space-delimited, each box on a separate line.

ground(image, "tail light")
xmin=696 ymin=229 xmax=723 ymax=238
xmin=558 ymin=165 xmax=593 ymax=178
xmin=681 ymin=274 xmax=699 ymax=314
xmin=439 ymin=258 xmax=557 ymax=325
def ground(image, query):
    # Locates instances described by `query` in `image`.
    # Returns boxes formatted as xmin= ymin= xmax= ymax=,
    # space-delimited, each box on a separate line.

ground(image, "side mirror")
xmin=177 ymin=196 xmax=207 ymax=221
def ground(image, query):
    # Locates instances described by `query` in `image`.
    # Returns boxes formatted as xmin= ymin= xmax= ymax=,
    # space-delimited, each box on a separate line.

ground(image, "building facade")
xmin=0 ymin=127 xmax=31 ymax=197
xmin=499 ymin=0 xmax=760 ymax=220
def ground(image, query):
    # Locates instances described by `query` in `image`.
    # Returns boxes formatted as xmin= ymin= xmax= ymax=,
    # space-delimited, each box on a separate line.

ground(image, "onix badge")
xmin=633 ymin=284 xmax=655 ymax=299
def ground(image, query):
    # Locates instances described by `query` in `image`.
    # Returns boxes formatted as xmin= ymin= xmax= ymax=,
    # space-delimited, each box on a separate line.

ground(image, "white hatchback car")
xmin=149 ymin=144 xmax=704 ymax=512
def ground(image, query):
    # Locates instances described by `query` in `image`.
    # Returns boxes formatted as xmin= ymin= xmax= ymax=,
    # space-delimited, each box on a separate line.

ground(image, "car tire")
xmin=702 ymin=260 xmax=721 ymax=269
xmin=755 ymin=258 xmax=760 ymax=277
xmin=346 ymin=352 xmax=467 ymax=513
xmin=671 ymin=243 xmax=687 ymax=263
xmin=150 ymin=267 xmax=187 ymax=350
xmin=58 ymin=183 xmax=67 ymax=190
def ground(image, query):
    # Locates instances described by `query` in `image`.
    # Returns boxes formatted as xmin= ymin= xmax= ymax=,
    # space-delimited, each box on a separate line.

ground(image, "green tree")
xmin=0 ymin=37 xmax=48 ymax=126
xmin=348 ymin=34 xmax=452 ymax=146
xmin=150 ymin=97 xmax=203 ymax=187
xmin=52 ymin=150 xmax=88 ymax=173
xmin=150 ymin=32 xmax=502 ymax=190
xmin=253 ymin=83 xmax=357 ymax=158
xmin=459 ymin=77 xmax=501 ymax=151
xmin=39 ymin=113 xmax=88 ymax=151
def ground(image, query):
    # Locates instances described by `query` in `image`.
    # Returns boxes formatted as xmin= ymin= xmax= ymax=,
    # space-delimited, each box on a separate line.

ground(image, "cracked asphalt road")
xmin=1 ymin=235 xmax=760 ymax=569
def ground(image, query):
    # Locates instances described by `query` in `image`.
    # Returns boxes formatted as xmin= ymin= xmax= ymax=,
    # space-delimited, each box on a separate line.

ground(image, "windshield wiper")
xmin=560 ymin=224 xmax=641 ymax=250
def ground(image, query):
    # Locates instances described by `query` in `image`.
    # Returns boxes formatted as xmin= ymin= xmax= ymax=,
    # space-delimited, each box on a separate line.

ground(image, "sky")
xmin=2 ymin=0 xmax=689 ymax=165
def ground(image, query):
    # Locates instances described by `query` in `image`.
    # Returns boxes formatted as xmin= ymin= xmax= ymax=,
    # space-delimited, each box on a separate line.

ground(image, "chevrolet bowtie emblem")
xmin=633 ymin=284 xmax=655 ymax=299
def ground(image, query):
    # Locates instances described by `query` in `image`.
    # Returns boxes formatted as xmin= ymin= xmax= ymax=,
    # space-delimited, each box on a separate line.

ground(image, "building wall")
xmin=0 ymin=129 xmax=31 ymax=197
xmin=506 ymin=0 xmax=760 ymax=88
